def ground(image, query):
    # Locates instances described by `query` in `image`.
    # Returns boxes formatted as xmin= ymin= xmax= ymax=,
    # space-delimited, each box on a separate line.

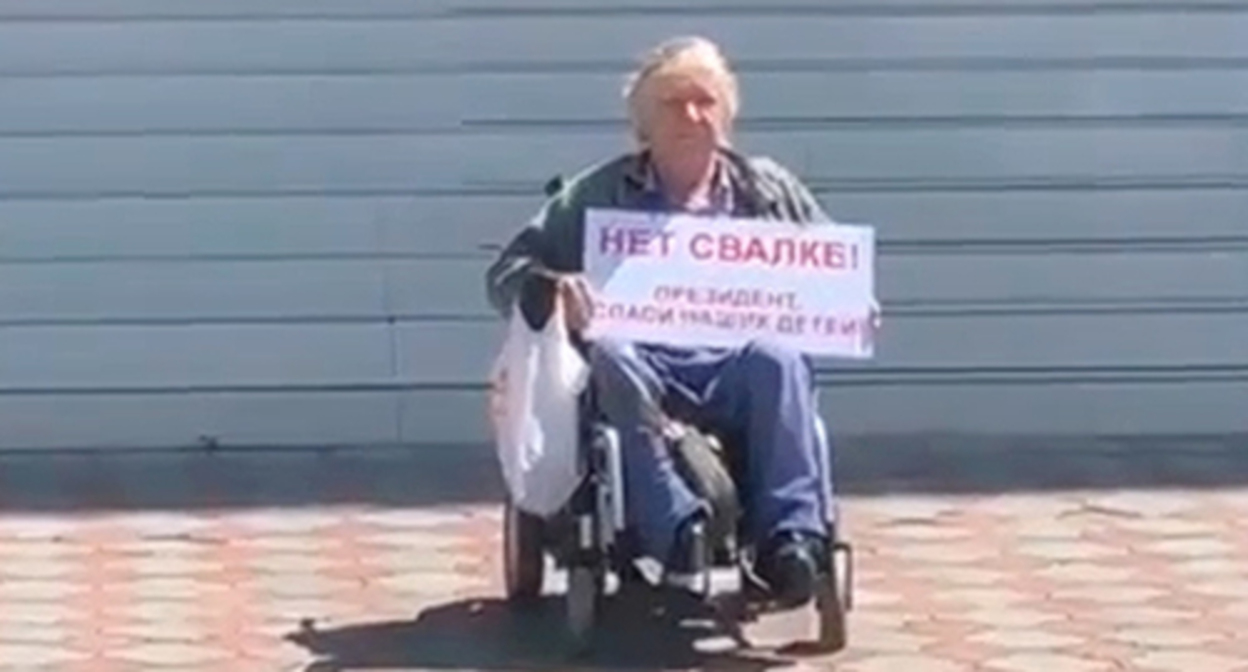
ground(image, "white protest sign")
xmin=582 ymin=208 xmax=877 ymax=358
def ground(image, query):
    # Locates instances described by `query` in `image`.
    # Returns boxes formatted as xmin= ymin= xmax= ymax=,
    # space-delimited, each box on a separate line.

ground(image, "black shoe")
xmin=662 ymin=512 xmax=710 ymax=596
xmin=755 ymin=531 xmax=827 ymax=609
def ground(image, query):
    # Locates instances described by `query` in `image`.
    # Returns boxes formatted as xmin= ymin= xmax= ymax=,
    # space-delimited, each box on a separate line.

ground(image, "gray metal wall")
xmin=0 ymin=0 xmax=1244 ymax=450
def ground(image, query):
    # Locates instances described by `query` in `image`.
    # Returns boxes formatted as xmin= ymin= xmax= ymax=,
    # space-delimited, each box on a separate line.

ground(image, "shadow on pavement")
xmin=285 ymin=592 xmax=801 ymax=672
xmin=0 ymin=433 xmax=1245 ymax=513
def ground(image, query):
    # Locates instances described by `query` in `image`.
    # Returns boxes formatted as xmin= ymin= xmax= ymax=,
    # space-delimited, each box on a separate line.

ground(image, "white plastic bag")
xmin=487 ymin=301 xmax=590 ymax=517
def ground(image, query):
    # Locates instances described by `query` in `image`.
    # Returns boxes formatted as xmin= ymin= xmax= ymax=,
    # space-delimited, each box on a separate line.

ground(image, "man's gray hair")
xmin=621 ymin=36 xmax=740 ymax=144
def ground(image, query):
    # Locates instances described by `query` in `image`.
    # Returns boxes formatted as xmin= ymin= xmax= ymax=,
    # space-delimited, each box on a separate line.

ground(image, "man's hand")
xmin=556 ymin=274 xmax=595 ymax=334
xmin=862 ymin=298 xmax=884 ymax=350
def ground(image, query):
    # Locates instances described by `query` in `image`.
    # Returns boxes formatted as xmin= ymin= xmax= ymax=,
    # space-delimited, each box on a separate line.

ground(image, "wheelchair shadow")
xmin=285 ymin=591 xmax=802 ymax=671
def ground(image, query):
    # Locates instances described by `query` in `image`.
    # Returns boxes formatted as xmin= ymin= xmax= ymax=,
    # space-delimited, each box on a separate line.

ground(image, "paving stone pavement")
xmin=0 ymin=443 xmax=1246 ymax=670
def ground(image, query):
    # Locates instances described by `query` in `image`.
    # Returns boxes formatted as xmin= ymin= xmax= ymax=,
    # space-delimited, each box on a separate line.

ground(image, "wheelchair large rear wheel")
xmin=503 ymin=497 xmax=545 ymax=603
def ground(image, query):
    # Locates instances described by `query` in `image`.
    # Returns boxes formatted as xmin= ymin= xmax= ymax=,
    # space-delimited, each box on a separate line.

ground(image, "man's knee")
xmin=740 ymin=338 xmax=814 ymax=389
xmin=588 ymin=336 xmax=642 ymax=391
xmin=588 ymin=335 xmax=634 ymax=370
xmin=587 ymin=337 xmax=656 ymax=420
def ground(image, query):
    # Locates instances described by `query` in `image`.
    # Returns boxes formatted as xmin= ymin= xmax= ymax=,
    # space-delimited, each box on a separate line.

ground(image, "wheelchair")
xmin=500 ymin=380 xmax=854 ymax=656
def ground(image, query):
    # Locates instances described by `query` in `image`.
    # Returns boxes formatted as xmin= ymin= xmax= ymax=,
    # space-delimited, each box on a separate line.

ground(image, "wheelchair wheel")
xmin=503 ymin=497 xmax=545 ymax=603
xmin=815 ymin=541 xmax=853 ymax=652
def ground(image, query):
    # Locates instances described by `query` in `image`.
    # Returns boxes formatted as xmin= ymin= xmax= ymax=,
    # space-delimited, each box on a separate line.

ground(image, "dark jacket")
xmin=484 ymin=146 xmax=834 ymax=325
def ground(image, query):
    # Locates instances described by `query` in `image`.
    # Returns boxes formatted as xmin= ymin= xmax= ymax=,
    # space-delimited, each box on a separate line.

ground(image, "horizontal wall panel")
xmin=387 ymin=259 xmax=499 ymax=316
xmin=16 ymin=238 xmax=1234 ymax=328
xmin=0 ymin=390 xmax=401 ymax=450
xmin=821 ymin=189 xmax=1248 ymax=244
xmin=8 ymin=69 xmax=1248 ymax=136
xmin=0 ymin=75 xmax=460 ymax=135
xmin=465 ymin=70 xmax=1248 ymax=125
xmin=399 ymin=388 xmax=491 ymax=446
xmin=389 ymin=249 xmax=1248 ymax=317
xmin=0 ymin=324 xmax=393 ymax=389
xmin=0 ymin=0 xmax=1231 ymax=20
xmin=393 ymin=312 xmax=1248 ymax=385
xmin=0 ymin=136 xmax=457 ymax=197
xmin=866 ymin=312 xmax=1248 ymax=370
xmin=461 ymin=127 xmax=1248 ymax=187
xmin=396 ymin=322 xmax=502 ymax=384
xmin=20 ymin=376 xmax=1242 ymax=451
xmin=0 ymin=0 xmax=458 ymax=20
xmin=0 ymin=196 xmax=439 ymax=259
xmin=343 ymin=13 xmax=1248 ymax=64
xmin=399 ymin=387 xmax=491 ymax=446
xmin=388 ymin=189 xmax=1248 ymax=254
xmin=4 ymin=187 xmax=1240 ymax=263
xmin=822 ymin=378 xmax=1248 ymax=437
xmin=5 ymin=127 xmax=1239 ymax=198
xmin=400 ymin=378 xmax=1248 ymax=445
xmin=441 ymin=0 xmax=1248 ymax=11
xmin=882 ymin=249 xmax=1248 ymax=304
xmin=0 ymin=261 xmax=386 ymax=323
xmin=2 ymin=14 xmax=1244 ymax=75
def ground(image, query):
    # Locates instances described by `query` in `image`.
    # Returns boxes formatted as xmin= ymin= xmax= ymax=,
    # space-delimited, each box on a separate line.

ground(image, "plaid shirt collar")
xmin=632 ymin=149 xmax=737 ymax=215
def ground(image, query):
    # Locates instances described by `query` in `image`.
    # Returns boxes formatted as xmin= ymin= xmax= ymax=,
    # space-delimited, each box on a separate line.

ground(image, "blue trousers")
xmin=587 ymin=337 xmax=831 ymax=563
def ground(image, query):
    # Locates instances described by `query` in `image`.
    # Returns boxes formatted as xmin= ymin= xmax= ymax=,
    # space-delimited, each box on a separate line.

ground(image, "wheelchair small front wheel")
xmin=815 ymin=541 xmax=852 ymax=652
xmin=503 ymin=497 xmax=545 ymax=604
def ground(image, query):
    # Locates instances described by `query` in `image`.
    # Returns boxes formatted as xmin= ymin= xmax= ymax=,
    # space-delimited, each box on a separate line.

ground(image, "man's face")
xmin=640 ymin=67 xmax=730 ymax=158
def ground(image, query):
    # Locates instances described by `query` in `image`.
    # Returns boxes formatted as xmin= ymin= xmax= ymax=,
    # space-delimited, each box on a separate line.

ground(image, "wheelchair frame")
xmin=501 ymin=383 xmax=854 ymax=657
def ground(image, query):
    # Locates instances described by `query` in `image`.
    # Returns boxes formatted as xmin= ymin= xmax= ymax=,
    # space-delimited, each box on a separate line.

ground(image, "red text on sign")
xmin=595 ymin=302 xmax=770 ymax=332
xmin=688 ymin=233 xmax=859 ymax=271
xmin=596 ymin=302 xmax=678 ymax=326
xmin=599 ymin=225 xmax=677 ymax=257
xmin=595 ymin=301 xmax=865 ymax=339
xmin=653 ymin=285 xmax=800 ymax=312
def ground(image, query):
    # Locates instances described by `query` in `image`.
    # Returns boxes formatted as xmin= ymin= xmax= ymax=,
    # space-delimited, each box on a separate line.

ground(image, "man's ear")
xmin=544 ymin=174 xmax=564 ymax=198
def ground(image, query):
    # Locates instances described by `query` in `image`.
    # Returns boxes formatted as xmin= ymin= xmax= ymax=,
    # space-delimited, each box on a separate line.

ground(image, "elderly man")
xmin=485 ymin=36 xmax=851 ymax=609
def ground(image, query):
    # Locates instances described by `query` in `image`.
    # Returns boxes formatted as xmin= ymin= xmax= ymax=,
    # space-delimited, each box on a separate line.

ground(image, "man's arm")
xmin=483 ymin=183 xmax=582 ymax=329
xmin=748 ymin=155 xmax=833 ymax=225
xmin=484 ymin=211 xmax=548 ymax=319
xmin=786 ymin=174 xmax=833 ymax=225
xmin=781 ymin=164 xmax=834 ymax=225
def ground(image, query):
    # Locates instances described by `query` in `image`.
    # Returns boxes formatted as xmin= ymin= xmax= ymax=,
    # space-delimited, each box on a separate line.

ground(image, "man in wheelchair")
xmin=486 ymin=36 xmax=870 ymax=613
